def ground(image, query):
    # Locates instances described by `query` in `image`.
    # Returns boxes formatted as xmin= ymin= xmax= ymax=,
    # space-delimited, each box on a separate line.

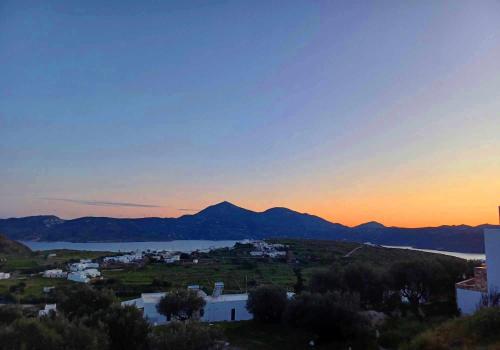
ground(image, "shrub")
xmin=283 ymin=291 xmax=370 ymax=342
xmin=57 ymin=285 xmax=115 ymax=321
xmin=308 ymin=268 xmax=345 ymax=294
xmin=149 ymin=321 xmax=223 ymax=350
xmin=0 ymin=305 xmax=22 ymax=326
xmin=246 ymin=285 xmax=288 ymax=323
xmin=466 ymin=306 xmax=500 ymax=339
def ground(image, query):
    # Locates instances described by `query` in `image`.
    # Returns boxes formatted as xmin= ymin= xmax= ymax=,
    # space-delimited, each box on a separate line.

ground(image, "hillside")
xmin=0 ymin=234 xmax=32 ymax=255
xmin=0 ymin=202 xmax=496 ymax=253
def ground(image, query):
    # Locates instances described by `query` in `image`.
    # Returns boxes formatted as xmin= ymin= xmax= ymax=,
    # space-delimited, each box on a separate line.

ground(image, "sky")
xmin=1 ymin=0 xmax=499 ymax=227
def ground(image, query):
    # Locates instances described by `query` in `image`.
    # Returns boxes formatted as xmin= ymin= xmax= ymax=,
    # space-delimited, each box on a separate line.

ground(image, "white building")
xmin=165 ymin=255 xmax=180 ymax=264
xmin=122 ymin=282 xmax=252 ymax=325
xmin=456 ymin=228 xmax=500 ymax=315
xmin=103 ymin=254 xmax=143 ymax=264
xmin=43 ymin=286 xmax=55 ymax=293
xmin=43 ymin=269 xmax=67 ymax=278
xmin=38 ymin=304 xmax=56 ymax=317
xmin=0 ymin=272 xmax=10 ymax=280
xmin=67 ymin=269 xmax=101 ymax=283
xmin=69 ymin=261 xmax=99 ymax=272
xmin=249 ymin=241 xmax=287 ymax=258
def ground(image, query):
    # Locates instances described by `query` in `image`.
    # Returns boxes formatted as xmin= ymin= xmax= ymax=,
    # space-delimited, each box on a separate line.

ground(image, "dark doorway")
xmin=231 ymin=308 xmax=236 ymax=321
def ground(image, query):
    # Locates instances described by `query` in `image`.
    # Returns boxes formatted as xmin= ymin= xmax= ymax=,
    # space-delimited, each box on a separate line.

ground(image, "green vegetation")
xmin=404 ymin=307 xmax=500 ymax=349
xmin=0 ymin=237 xmax=485 ymax=349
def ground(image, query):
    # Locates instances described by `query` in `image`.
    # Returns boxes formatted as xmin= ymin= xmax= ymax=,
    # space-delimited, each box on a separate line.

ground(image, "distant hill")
xmin=0 ymin=234 xmax=32 ymax=255
xmin=0 ymin=201 xmax=496 ymax=253
xmin=354 ymin=221 xmax=386 ymax=230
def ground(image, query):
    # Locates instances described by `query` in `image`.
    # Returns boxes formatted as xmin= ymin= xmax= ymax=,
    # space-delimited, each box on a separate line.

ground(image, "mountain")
xmin=0 ymin=234 xmax=32 ymax=255
xmin=0 ymin=202 xmax=496 ymax=253
xmin=354 ymin=221 xmax=386 ymax=230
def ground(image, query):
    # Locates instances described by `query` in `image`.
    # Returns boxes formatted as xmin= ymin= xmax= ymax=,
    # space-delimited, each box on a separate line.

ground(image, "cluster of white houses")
xmin=456 ymin=228 xmax=500 ymax=315
xmin=248 ymin=240 xmax=287 ymax=258
xmin=103 ymin=253 xmax=143 ymax=265
xmin=0 ymin=272 xmax=10 ymax=280
xmin=42 ymin=259 xmax=101 ymax=284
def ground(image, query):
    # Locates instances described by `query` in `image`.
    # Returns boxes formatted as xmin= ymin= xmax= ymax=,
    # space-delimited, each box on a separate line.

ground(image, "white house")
xmin=0 ymin=272 xmax=10 ymax=280
xmin=67 ymin=269 xmax=101 ymax=283
xmin=122 ymin=282 xmax=253 ymax=325
xmin=165 ymin=255 xmax=180 ymax=264
xmin=69 ymin=261 xmax=99 ymax=272
xmin=456 ymin=228 xmax=500 ymax=315
xmin=38 ymin=304 xmax=56 ymax=317
xmin=103 ymin=254 xmax=143 ymax=264
xmin=68 ymin=272 xmax=89 ymax=283
xmin=43 ymin=286 xmax=55 ymax=293
xmin=43 ymin=269 xmax=67 ymax=278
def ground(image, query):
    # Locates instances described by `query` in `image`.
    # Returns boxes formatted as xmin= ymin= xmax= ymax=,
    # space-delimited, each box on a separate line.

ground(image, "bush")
xmin=0 ymin=305 xmax=22 ymax=326
xmin=57 ymin=284 xmax=115 ymax=321
xmin=149 ymin=321 xmax=223 ymax=350
xmin=308 ymin=268 xmax=345 ymax=294
xmin=466 ymin=306 xmax=500 ymax=339
xmin=283 ymin=291 xmax=370 ymax=342
xmin=97 ymin=304 xmax=151 ymax=350
xmin=246 ymin=285 xmax=288 ymax=323
xmin=0 ymin=316 xmax=107 ymax=350
xmin=343 ymin=263 xmax=386 ymax=308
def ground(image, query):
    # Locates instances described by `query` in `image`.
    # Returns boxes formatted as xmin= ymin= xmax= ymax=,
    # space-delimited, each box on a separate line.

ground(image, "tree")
xmin=148 ymin=321 xmax=223 ymax=350
xmin=42 ymin=316 xmax=108 ymax=350
xmin=0 ymin=305 xmax=22 ymax=326
xmin=57 ymin=284 xmax=115 ymax=321
xmin=246 ymin=285 xmax=288 ymax=323
xmin=283 ymin=291 xmax=370 ymax=342
xmin=389 ymin=260 xmax=443 ymax=318
xmin=0 ymin=316 xmax=107 ymax=350
xmin=98 ymin=304 xmax=151 ymax=350
xmin=308 ymin=268 xmax=345 ymax=294
xmin=0 ymin=317 xmax=62 ymax=350
xmin=343 ymin=263 xmax=386 ymax=308
xmin=157 ymin=289 xmax=206 ymax=321
xmin=293 ymin=268 xmax=305 ymax=294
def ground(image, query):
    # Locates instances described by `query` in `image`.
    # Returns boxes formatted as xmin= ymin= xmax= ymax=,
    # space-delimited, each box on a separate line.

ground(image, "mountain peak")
xmin=354 ymin=221 xmax=386 ymax=229
xmin=195 ymin=201 xmax=254 ymax=217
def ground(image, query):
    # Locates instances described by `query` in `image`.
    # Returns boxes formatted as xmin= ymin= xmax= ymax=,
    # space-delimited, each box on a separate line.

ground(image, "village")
xmin=1 ymin=240 xmax=290 ymax=322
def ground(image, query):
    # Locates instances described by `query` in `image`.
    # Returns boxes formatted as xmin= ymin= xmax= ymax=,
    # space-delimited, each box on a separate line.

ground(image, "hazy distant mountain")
xmin=0 ymin=201 xmax=495 ymax=253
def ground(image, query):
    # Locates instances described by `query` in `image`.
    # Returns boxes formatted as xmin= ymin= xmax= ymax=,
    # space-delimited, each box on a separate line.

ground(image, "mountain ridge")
xmin=0 ymin=201 xmax=495 ymax=253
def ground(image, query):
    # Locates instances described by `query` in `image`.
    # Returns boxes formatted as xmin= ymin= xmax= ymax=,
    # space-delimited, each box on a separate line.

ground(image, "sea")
xmin=18 ymin=240 xmax=485 ymax=260
xmin=19 ymin=240 xmax=241 ymax=253
xmin=382 ymin=245 xmax=485 ymax=260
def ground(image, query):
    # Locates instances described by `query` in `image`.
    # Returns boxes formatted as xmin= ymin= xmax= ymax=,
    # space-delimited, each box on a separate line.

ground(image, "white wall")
xmin=456 ymin=288 xmax=484 ymax=315
xmin=485 ymin=229 xmax=500 ymax=293
xmin=201 ymin=299 xmax=252 ymax=322
xmin=143 ymin=302 xmax=167 ymax=325
xmin=134 ymin=295 xmax=252 ymax=325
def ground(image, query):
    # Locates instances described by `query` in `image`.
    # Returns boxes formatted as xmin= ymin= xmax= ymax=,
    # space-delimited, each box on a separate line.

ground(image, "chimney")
xmin=212 ymin=282 xmax=224 ymax=298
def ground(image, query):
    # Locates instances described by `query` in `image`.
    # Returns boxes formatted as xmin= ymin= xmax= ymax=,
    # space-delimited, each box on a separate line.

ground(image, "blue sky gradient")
xmin=1 ymin=1 xmax=499 ymax=226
